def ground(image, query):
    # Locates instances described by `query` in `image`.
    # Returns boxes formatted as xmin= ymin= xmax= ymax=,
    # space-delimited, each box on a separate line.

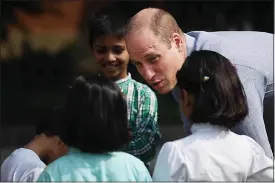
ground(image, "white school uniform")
xmin=153 ymin=123 xmax=274 ymax=181
xmin=1 ymin=148 xmax=46 ymax=181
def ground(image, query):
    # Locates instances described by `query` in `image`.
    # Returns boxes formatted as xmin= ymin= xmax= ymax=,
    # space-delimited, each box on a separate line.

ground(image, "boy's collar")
xmin=115 ymin=73 xmax=131 ymax=84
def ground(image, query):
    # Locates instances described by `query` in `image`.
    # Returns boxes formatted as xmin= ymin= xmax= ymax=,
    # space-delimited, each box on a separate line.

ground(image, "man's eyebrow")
xmin=144 ymin=53 xmax=160 ymax=59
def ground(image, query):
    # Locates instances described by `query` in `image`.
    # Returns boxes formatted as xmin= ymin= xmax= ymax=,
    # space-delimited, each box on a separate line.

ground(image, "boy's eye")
xmin=112 ymin=46 xmax=125 ymax=54
xmin=96 ymin=48 xmax=107 ymax=54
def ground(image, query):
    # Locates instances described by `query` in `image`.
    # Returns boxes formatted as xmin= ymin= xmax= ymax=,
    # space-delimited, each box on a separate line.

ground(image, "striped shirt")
xmin=116 ymin=73 xmax=161 ymax=163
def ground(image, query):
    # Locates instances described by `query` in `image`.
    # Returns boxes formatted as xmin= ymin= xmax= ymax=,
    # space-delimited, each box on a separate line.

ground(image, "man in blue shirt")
xmin=125 ymin=8 xmax=273 ymax=158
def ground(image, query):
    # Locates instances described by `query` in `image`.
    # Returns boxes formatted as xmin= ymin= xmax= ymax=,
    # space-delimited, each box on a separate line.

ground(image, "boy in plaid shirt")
xmin=89 ymin=8 xmax=161 ymax=165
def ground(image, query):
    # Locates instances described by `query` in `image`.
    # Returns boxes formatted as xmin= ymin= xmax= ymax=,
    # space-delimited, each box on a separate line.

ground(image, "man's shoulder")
xmin=187 ymin=30 xmax=272 ymax=40
xmin=186 ymin=31 xmax=220 ymax=40
xmin=186 ymin=31 xmax=227 ymax=53
xmin=186 ymin=31 xmax=273 ymax=82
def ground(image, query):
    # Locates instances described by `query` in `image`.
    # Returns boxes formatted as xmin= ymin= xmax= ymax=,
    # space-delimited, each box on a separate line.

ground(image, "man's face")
xmin=125 ymin=28 xmax=185 ymax=94
xmin=92 ymin=36 xmax=129 ymax=81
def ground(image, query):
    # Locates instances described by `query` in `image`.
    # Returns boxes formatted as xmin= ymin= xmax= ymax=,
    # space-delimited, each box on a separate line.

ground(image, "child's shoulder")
xmin=235 ymin=133 xmax=266 ymax=152
xmin=111 ymin=151 xmax=148 ymax=169
xmin=2 ymin=148 xmax=45 ymax=167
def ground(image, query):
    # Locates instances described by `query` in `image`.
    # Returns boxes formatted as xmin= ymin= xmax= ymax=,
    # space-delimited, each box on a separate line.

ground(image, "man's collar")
xmin=184 ymin=33 xmax=196 ymax=56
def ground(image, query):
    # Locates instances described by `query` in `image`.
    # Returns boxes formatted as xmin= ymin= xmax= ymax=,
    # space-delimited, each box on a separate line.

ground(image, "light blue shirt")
xmin=37 ymin=148 xmax=152 ymax=182
xmin=173 ymin=31 xmax=273 ymax=158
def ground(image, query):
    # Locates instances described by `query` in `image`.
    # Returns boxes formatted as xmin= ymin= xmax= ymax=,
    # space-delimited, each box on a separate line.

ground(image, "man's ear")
xmin=172 ymin=33 xmax=183 ymax=52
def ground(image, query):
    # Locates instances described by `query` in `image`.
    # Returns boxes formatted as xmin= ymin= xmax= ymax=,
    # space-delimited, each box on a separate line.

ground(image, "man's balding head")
xmin=126 ymin=8 xmax=181 ymax=48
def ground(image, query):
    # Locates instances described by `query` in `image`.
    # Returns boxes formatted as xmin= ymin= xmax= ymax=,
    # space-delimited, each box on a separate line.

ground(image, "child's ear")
xmin=180 ymin=89 xmax=188 ymax=107
xmin=57 ymin=138 xmax=65 ymax=147
xmin=180 ymin=89 xmax=194 ymax=107
xmin=180 ymin=89 xmax=194 ymax=120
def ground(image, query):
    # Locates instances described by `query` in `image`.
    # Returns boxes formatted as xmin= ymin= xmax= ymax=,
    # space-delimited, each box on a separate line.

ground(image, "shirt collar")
xmin=115 ymin=73 xmax=131 ymax=85
xmin=170 ymin=33 xmax=197 ymax=102
xmin=184 ymin=33 xmax=196 ymax=57
xmin=68 ymin=147 xmax=81 ymax=154
xmin=191 ymin=123 xmax=228 ymax=134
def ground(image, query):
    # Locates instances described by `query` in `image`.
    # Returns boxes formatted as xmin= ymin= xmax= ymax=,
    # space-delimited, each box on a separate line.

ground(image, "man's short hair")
xmin=150 ymin=9 xmax=181 ymax=48
xmin=127 ymin=8 xmax=181 ymax=48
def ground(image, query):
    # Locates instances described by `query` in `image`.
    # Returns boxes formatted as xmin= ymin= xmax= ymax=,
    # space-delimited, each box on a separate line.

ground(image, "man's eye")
xmin=133 ymin=62 xmax=141 ymax=67
xmin=149 ymin=56 xmax=159 ymax=63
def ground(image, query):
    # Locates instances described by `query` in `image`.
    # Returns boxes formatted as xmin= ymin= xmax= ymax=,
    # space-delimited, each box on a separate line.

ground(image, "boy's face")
xmin=92 ymin=36 xmax=130 ymax=81
xmin=26 ymin=133 xmax=68 ymax=164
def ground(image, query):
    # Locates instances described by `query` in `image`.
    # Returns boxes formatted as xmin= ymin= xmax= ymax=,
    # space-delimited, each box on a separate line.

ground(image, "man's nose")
xmin=141 ymin=66 xmax=155 ymax=81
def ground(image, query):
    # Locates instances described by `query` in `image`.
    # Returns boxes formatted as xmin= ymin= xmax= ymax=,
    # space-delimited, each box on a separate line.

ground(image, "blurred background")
xmin=0 ymin=0 xmax=274 ymax=164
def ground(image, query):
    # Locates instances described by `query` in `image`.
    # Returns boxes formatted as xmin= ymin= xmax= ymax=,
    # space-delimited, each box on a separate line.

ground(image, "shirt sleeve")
xmin=36 ymin=170 xmax=53 ymax=182
xmin=0 ymin=148 xmax=46 ymax=182
xmin=153 ymin=142 xmax=188 ymax=181
xmin=232 ymin=66 xmax=273 ymax=158
xmin=246 ymin=137 xmax=274 ymax=181
xmin=137 ymin=168 xmax=153 ymax=182
xmin=24 ymin=168 xmax=45 ymax=182
xmin=121 ymin=90 xmax=161 ymax=163
xmin=141 ymin=172 xmax=153 ymax=182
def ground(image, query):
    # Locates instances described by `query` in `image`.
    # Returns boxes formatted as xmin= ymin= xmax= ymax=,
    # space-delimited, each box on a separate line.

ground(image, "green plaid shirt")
xmin=116 ymin=74 xmax=161 ymax=163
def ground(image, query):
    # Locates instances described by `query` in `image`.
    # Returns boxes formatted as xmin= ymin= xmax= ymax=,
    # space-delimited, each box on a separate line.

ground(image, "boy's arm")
xmin=121 ymin=91 xmax=161 ymax=163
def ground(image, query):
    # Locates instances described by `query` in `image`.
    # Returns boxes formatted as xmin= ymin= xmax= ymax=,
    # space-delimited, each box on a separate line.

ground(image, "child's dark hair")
xmin=89 ymin=7 xmax=128 ymax=47
xmin=60 ymin=74 xmax=131 ymax=153
xmin=176 ymin=50 xmax=248 ymax=129
xmin=36 ymin=107 xmax=63 ymax=136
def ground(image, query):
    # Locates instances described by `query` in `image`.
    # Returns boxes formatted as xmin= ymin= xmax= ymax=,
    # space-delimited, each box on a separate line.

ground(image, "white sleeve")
xmin=247 ymin=138 xmax=274 ymax=181
xmin=153 ymin=142 xmax=188 ymax=181
xmin=23 ymin=167 xmax=45 ymax=182
xmin=0 ymin=148 xmax=46 ymax=182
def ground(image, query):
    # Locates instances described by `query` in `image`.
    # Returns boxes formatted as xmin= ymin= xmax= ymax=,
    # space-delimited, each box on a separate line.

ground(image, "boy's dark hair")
xmin=88 ymin=7 xmax=128 ymax=47
xmin=36 ymin=107 xmax=64 ymax=137
xmin=60 ymin=74 xmax=131 ymax=153
xmin=176 ymin=50 xmax=248 ymax=129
